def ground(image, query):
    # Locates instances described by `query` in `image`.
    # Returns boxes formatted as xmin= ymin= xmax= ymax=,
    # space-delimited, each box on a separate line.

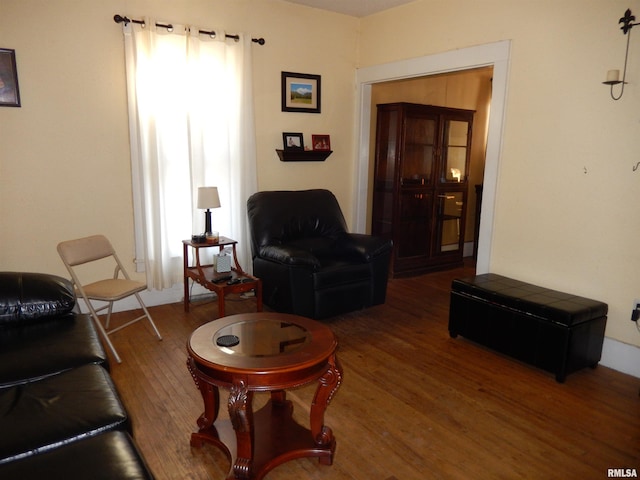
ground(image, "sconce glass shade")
xmin=197 ymin=187 xmax=221 ymax=209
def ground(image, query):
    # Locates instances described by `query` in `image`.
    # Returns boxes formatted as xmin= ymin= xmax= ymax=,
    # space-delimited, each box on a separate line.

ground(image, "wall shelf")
xmin=276 ymin=149 xmax=332 ymax=162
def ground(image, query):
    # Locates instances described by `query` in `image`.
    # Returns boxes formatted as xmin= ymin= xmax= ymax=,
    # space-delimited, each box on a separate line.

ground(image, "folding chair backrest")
xmin=58 ymin=235 xmax=115 ymax=267
xmin=56 ymin=234 xmax=161 ymax=363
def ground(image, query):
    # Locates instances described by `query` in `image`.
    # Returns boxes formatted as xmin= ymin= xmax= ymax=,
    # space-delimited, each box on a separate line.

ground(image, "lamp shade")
xmin=197 ymin=187 xmax=221 ymax=209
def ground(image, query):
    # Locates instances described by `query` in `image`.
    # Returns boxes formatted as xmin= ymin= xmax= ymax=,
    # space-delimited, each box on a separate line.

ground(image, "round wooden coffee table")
xmin=187 ymin=312 xmax=342 ymax=480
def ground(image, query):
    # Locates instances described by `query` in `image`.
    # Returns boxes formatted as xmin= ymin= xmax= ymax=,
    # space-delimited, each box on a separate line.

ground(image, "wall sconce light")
xmin=603 ymin=9 xmax=639 ymax=100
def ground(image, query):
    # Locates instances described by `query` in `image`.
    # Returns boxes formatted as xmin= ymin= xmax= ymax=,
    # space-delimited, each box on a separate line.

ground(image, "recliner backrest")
xmin=247 ymin=189 xmax=348 ymax=256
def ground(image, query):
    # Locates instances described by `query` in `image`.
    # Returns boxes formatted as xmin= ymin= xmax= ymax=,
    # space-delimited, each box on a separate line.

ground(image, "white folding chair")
xmin=57 ymin=234 xmax=162 ymax=363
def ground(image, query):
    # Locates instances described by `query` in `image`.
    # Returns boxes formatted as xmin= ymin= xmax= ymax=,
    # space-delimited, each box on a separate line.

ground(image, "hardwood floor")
xmin=107 ymin=263 xmax=640 ymax=479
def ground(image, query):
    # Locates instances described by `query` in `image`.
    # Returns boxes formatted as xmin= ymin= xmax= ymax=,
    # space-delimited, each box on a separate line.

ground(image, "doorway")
xmin=354 ymin=40 xmax=511 ymax=275
xmin=369 ymin=67 xmax=493 ymax=261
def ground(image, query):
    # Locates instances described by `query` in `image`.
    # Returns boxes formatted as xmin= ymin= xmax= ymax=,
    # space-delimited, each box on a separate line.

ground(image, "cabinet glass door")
xmin=443 ymin=120 xmax=470 ymax=183
xmin=401 ymin=116 xmax=436 ymax=186
xmin=436 ymin=191 xmax=464 ymax=253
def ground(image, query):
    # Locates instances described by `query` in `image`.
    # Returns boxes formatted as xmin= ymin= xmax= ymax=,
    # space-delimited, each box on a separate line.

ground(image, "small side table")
xmin=183 ymin=237 xmax=262 ymax=318
xmin=187 ymin=312 xmax=342 ymax=480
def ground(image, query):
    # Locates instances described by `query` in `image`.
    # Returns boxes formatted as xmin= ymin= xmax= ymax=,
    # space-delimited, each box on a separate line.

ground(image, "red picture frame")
xmin=312 ymin=135 xmax=331 ymax=151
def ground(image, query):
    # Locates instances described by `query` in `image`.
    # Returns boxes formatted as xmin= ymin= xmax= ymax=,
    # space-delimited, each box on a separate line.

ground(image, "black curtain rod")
xmin=113 ymin=14 xmax=265 ymax=45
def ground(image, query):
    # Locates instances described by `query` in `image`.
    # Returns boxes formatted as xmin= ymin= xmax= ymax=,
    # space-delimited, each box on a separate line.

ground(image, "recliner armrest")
xmin=258 ymin=245 xmax=322 ymax=269
xmin=335 ymin=233 xmax=392 ymax=262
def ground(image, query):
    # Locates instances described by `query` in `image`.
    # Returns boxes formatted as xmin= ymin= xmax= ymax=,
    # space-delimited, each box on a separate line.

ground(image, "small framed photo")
xmin=283 ymin=132 xmax=304 ymax=150
xmin=0 ymin=48 xmax=21 ymax=107
xmin=312 ymin=135 xmax=331 ymax=151
xmin=281 ymin=71 xmax=321 ymax=114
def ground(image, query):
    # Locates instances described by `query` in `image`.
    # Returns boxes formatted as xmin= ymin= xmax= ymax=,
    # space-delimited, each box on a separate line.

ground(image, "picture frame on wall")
xmin=281 ymin=71 xmax=321 ymax=114
xmin=312 ymin=135 xmax=331 ymax=151
xmin=0 ymin=48 xmax=21 ymax=107
xmin=283 ymin=132 xmax=304 ymax=150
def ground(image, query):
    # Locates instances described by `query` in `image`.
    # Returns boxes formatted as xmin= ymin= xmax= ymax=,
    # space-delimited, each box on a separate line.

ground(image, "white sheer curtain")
xmin=122 ymin=20 xmax=257 ymax=290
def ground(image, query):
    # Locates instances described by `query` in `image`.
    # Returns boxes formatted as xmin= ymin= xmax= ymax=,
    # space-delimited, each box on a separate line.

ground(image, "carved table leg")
xmin=310 ymin=354 xmax=343 ymax=465
xmin=228 ymin=380 xmax=254 ymax=479
xmin=187 ymin=356 xmax=220 ymax=446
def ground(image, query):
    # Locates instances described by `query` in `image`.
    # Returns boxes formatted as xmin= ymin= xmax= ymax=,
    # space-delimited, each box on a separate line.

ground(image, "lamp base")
xmin=204 ymin=209 xmax=212 ymax=235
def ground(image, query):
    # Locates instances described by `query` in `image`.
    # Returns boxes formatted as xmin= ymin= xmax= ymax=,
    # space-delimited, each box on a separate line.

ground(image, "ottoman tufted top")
xmin=452 ymin=273 xmax=608 ymax=326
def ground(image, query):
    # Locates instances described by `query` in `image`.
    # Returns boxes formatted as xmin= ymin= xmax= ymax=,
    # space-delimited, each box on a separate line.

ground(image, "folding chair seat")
xmin=57 ymin=235 xmax=162 ymax=363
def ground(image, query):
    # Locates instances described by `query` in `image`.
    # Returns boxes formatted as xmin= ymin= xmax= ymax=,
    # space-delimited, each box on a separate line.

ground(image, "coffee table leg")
xmin=197 ymin=383 xmax=220 ymax=430
xmin=310 ymin=354 xmax=343 ymax=464
xmin=187 ymin=357 xmax=221 ymax=446
xmin=228 ymin=380 xmax=254 ymax=479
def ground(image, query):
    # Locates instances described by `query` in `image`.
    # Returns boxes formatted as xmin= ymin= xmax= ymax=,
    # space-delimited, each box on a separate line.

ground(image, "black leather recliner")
xmin=247 ymin=189 xmax=392 ymax=319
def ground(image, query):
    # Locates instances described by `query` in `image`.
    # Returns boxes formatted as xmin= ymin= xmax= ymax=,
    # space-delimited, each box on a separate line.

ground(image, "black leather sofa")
xmin=0 ymin=272 xmax=154 ymax=479
xmin=247 ymin=189 xmax=392 ymax=319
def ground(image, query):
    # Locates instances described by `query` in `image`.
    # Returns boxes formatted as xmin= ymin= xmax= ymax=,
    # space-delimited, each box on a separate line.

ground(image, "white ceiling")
xmin=282 ymin=0 xmax=416 ymax=17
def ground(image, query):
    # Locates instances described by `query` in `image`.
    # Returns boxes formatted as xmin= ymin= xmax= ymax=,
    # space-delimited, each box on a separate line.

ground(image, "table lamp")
xmin=197 ymin=187 xmax=221 ymax=237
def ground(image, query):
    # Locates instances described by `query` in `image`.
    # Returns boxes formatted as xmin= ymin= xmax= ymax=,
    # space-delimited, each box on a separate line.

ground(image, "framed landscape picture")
xmin=281 ymin=71 xmax=321 ymax=114
xmin=0 ymin=49 xmax=21 ymax=107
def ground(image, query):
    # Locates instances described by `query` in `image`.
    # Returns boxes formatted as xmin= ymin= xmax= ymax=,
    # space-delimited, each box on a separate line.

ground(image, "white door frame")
xmin=354 ymin=40 xmax=511 ymax=274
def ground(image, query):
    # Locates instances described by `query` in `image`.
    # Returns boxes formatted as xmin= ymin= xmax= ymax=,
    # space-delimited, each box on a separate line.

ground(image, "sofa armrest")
xmin=0 ymin=272 xmax=76 ymax=326
xmin=258 ymin=245 xmax=322 ymax=269
xmin=335 ymin=233 xmax=392 ymax=262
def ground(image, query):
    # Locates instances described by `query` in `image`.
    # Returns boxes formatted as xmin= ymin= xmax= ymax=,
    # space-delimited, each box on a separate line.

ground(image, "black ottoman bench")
xmin=449 ymin=273 xmax=608 ymax=382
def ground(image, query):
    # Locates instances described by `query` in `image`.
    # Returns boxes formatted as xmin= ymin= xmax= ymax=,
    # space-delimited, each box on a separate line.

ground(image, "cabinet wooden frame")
xmin=372 ymin=102 xmax=475 ymax=277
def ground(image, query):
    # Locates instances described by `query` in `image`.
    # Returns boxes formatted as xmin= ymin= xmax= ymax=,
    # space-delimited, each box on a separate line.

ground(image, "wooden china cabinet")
xmin=372 ymin=102 xmax=474 ymax=277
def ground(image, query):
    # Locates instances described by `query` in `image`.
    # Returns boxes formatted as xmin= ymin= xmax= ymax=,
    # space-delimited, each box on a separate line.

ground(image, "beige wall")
xmin=1 ymin=0 xmax=639 ymax=352
xmin=360 ymin=0 xmax=640 ymax=348
xmin=0 ymin=0 xmax=358 ymax=279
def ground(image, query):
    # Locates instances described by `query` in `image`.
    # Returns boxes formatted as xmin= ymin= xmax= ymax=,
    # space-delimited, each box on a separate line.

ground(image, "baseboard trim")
xmin=600 ymin=337 xmax=640 ymax=378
